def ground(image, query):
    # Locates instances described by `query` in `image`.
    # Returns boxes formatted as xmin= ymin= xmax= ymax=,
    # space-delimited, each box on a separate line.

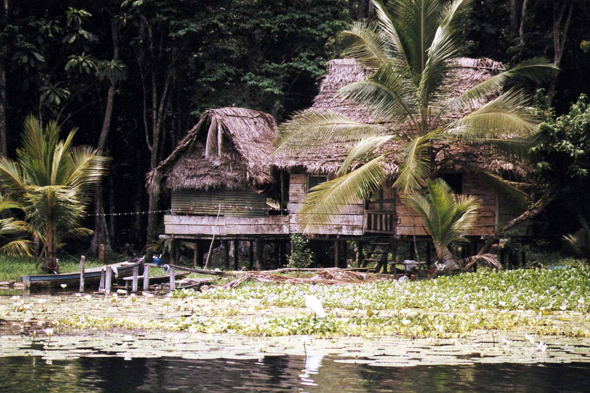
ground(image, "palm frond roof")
xmin=274 ymin=58 xmax=527 ymax=177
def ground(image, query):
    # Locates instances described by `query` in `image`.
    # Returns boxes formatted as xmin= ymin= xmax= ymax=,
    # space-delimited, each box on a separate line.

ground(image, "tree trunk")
xmin=479 ymin=190 xmax=555 ymax=254
xmin=547 ymin=0 xmax=573 ymax=107
xmin=518 ymin=0 xmax=528 ymax=46
xmin=435 ymin=243 xmax=461 ymax=274
xmin=0 ymin=0 xmax=8 ymax=157
xmin=91 ymin=15 xmax=120 ymax=255
xmin=510 ymin=0 xmax=520 ymax=36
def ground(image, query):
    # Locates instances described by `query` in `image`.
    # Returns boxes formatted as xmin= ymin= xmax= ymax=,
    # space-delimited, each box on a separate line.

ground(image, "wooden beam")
xmin=334 ymin=240 xmax=339 ymax=268
xmin=223 ymin=240 xmax=230 ymax=270
xmin=356 ymin=241 xmax=363 ymax=268
xmin=233 ymin=240 xmax=239 ymax=271
xmin=255 ymin=241 xmax=264 ymax=271
xmin=249 ymin=240 xmax=254 ymax=270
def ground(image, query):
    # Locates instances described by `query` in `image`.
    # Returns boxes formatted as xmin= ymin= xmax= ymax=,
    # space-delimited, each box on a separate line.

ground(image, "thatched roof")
xmin=274 ymin=58 xmax=527 ymax=177
xmin=148 ymin=108 xmax=278 ymax=192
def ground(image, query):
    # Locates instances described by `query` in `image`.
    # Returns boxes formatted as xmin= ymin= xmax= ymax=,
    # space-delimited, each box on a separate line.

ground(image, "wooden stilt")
xmin=255 ymin=241 xmax=264 ymax=271
xmin=174 ymin=239 xmax=181 ymax=264
xmin=409 ymin=242 xmax=415 ymax=260
xmin=169 ymin=266 xmax=176 ymax=291
xmin=105 ymin=267 xmax=112 ymax=294
xmin=356 ymin=241 xmax=363 ymax=268
xmin=389 ymin=240 xmax=398 ymax=274
xmin=193 ymin=241 xmax=198 ymax=268
xmin=98 ymin=269 xmax=105 ymax=294
xmin=334 ymin=240 xmax=340 ymax=268
xmin=426 ymin=242 xmax=431 ymax=267
xmin=79 ymin=256 xmax=86 ymax=293
xmin=223 ymin=240 xmax=230 ymax=270
xmin=143 ymin=264 xmax=150 ymax=291
xmin=233 ymin=240 xmax=239 ymax=270
xmin=273 ymin=242 xmax=279 ymax=268
xmin=279 ymin=242 xmax=287 ymax=267
xmin=249 ymin=241 xmax=254 ymax=270
xmin=342 ymin=240 xmax=348 ymax=268
xmin=132 ymin=265 xmax=139 ymax=293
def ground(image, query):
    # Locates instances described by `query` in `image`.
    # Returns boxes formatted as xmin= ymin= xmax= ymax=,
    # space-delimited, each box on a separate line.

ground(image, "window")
xmin=307 ymin=175 xmax=327 ymax=193
xmin=440 ymin=173 xmax=463 ymax=194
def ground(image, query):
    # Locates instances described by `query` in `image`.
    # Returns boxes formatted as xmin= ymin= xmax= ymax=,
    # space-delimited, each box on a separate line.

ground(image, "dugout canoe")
xmin=21 ymin=261 xmax=142 ymax=289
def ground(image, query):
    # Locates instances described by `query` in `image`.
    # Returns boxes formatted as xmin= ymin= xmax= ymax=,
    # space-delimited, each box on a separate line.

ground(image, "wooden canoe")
xmin=21 ymin=261 xmax=142 ymax=289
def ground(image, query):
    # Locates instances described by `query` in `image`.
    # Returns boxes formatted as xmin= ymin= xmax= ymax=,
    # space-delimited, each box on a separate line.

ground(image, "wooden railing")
xmin=364 ymin=211 xmax=396 ymax=234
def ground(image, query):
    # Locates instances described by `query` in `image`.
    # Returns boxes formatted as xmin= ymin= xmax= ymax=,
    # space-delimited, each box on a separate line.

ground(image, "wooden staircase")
xmin=361 ymin=236 xmax=396 ymax=273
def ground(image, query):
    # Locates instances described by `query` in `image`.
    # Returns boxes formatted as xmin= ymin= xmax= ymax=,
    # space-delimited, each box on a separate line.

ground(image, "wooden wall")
xmin=287 ymin=173 xmax=364 ymax=236
xmin=288 ymin=172 xmax=514 ymax=238
xmin=165 ymin=215 xmax=289 ymax=236
xmin=171 ymin=189 xmax=268 ymax=217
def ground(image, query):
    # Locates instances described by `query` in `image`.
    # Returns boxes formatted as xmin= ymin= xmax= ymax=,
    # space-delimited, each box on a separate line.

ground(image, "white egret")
xmin=305 ymin=295 xmax=326 ymax=318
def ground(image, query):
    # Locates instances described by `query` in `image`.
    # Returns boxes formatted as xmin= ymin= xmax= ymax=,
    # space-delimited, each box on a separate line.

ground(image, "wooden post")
xmin=273 ymin=241 xmax=280 ymax=268
xmin=79 ymin=255 xmax=86 ymax=293
xmin=356 ymin=241 xmax=363 ymax=268
xmin=174 ymin=239 xmax=181 ymax=265
xmin=391 ymin=241 xmax=398 ymax=275
xmin=409 ymin=241 xmax=415 ymax=260
xmin=143 ymin=264 xmax=150 ymax=291
xmin=197 ymin=241 xmax=204 ymax=268
xmin=233 ymin=240 xmax=239 ymax=270
xmin=334 ymin=240 xmax=340 ymax=268
xmin=99 ymin=244 xmax=106 ymax=264
xmin=223 ymin=240 xmax=230 ymax=270
xmin=132 ymin=265 xmax=139 ymax=293
xmin=105 ymin=266 xmax=112 ymax=294
xmin=279 ymin=242 xmax=287 ymax=266
xmin=169 ymin=265 xmax=176 ymax=291
xmin=98 ymin=268 xmax=105 ymax=294
xmin=342 ymin=240 xmax=348 ymax=268
xmin=249 ymin=241 xmax=254 ymax=270
xmin=426 ymin=241 xmax=432 ymax=267
xmin=193 ymin=241 xmax=198 ymax=268
xmin=255 ymin=240 xmax=264 ymax=271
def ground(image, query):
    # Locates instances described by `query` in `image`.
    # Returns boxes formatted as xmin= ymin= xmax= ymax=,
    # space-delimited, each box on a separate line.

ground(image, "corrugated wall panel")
xmin=172 ymin=190 xmax=268 ymax=217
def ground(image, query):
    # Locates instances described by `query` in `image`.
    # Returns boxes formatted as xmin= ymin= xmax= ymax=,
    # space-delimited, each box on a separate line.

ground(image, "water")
xmin=0 ymin=356 xmax=588 ymax=392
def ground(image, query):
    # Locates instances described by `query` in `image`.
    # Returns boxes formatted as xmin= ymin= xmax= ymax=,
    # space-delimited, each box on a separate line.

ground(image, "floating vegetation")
xmin=176 ymin=267 xmax=590 ymax=313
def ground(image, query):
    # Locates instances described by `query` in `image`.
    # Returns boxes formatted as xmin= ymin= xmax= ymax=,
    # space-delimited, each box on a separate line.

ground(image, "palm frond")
xmin=64 ymin=227 xmax=94 ymax=239
xmin=372 ymin=0 xmax=409 ymax=64
xmin=339 ymin=136 xmax=395 ymax=176
xmin=299 ymin=156 xmax=386 ymax=231
xmin=445 ymin=58 xmax=558 ymax=112
xmin=419 ymin=0 xmax=473 ymax=109
xmin=276 ymin=110 xmax=387 ymax=154
xmin=67 ymin=146 xmax=111 ymax=191
xmin=394 ymin=129 xmax=444 ymax=193
xmin=402 ymin=178 xmax=480 ymax=248
xmin=339 ymin=60 xmax=419 ymax=128
xmin=446 ymin=89 xmax=539 ymax=140
xmin=0 ymin=239 xmax=33 ymax=257
xmin=479 ymin=171 xmax=529 ymax=209
xmin=341 ymin=21 xmax=389 ymax=68
xmin=0 ymin=157 xmax=26 ymax=193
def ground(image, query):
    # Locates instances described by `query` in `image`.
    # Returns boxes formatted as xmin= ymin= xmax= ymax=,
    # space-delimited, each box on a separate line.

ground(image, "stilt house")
xmin=151 ymin=60 xmax=529 ymax=270
xmin=148 ymin=108 xmax=290 ymax=269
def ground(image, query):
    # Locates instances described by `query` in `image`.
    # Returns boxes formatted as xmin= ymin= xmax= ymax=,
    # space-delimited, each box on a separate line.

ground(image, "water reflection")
xmin=300 ymin=354 xmax=324 ymax=386
xmin=0 ymin=356 xmax=589 ymax=392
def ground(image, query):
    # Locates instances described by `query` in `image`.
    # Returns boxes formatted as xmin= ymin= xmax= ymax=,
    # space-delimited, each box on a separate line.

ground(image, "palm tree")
xmin=0 ymin=194 xmax=32 ymax=257
xmin=0 ymin=116 xmax=110 ymax=271
xmin=402 ymin=178 xmax=480 ymax=272
xmin=277 ymin=0 xmax=557 ymax=231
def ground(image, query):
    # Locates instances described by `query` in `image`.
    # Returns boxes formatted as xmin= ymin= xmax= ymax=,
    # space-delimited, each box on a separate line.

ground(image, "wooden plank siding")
xmin=395 ymin=173 xmax=497 ymax=237
xmin=164 ymin=215 xmax=290 ymax=236
xmin=287 ymin=173 xmax=364 ymax=236
xmin=172 ymin=189 xmax=268 ymax=217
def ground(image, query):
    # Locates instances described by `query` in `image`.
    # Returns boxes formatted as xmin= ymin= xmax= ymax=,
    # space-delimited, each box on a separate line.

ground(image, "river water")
xmin=0 ymin=355 xmax=588 ymax=392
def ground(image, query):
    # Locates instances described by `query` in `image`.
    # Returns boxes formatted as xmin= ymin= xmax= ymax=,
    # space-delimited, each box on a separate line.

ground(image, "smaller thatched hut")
xmin=149 ymin=107 xmax=281 ymax=217
xmin=148 ymin=108 xmax=290 ymax=269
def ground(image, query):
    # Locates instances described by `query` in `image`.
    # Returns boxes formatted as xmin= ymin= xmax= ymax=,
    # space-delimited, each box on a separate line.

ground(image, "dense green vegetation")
xmin=0 ymin=0 xmax=588 ymax=258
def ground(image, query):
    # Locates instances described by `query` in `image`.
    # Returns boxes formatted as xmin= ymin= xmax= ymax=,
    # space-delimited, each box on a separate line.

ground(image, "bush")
xmin=288 ymin=234 xmax=313 ymax=268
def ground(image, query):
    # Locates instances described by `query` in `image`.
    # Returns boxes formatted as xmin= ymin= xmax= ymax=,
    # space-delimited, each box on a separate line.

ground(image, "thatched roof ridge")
xmin=274 ymin=57 xmax=527 ymax=177
xmin=148 ymin=108 xmax=278 ymax=192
